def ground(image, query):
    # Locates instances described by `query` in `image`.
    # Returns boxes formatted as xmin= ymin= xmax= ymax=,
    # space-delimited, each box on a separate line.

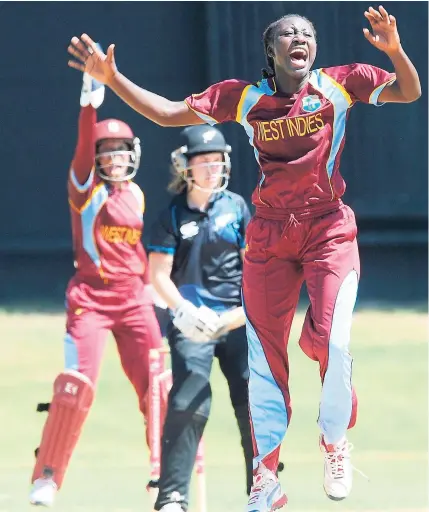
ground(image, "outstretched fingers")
xmin=378 ymin=5 xmax=391 ymax=23
xmin=362 ymin=27 xmax=378 ymax=45
xmin=68 ymin=59 xmax=85 ymax=72
xmin=67 ymin=34 xmax=101 ymax=72
xmin=67 ymin=43 xmax=86 ymax=63
xmin=80 ymin=33 xmax=99 ymax=54
xmin=364 ymin=11 xmax=377 ymax=28
xmin=67 ymin=37 xmax=88 ymax=71
xmin=388 ymin=14 xmax=397 ymax=27
xmin=70 ymin=37 xmax=92 ymax=58
xmin=368 ymin=6 xmax=383 ymax=21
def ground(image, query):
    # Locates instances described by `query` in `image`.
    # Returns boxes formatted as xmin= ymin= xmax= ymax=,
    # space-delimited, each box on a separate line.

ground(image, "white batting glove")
xmin=210 ymin=319 xmax=230 ymax=340
xmin=173 ymin=301 xmax=222 ymax=342
xmin=173 ymin=300 xmax=202 ymax=340
xmin=195 ymin=306 xmax=223 ymax=341
xmin=80 ymin=43 xmax=105 ymax=109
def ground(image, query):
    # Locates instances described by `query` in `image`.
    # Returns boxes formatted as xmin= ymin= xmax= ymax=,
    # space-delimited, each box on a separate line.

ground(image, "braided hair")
xmin=261 ymin=14 xmax=317 ymax=78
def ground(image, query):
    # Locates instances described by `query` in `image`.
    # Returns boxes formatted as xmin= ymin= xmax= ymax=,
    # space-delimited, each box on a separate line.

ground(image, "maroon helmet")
xmin=94 ymin=119 xmax=141 ymax=181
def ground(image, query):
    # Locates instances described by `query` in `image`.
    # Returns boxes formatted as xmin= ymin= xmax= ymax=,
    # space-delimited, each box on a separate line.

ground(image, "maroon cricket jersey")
xmin=68 ymin=107 xmax=148 ymax=282
xmin=185 ymin=64 xmax=395 ymax=210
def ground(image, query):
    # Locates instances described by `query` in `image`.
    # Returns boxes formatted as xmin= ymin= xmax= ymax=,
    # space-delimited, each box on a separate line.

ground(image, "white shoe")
xmin=159 ymin=504 xmax=184 ymax=512
xmin=247 ymin=462 xmax=287 ymax=512
xmin=320 ymin=435 xmax=352 ymax=500
xmin=29 ymin=477 xmax=57 ymax=506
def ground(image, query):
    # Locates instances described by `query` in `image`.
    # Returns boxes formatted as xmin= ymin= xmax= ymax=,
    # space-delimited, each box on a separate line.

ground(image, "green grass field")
xmin=0 ymin=308 xmax=427 ymax=512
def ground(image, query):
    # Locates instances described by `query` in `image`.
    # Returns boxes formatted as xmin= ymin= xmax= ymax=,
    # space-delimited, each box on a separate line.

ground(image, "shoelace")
xmin=326 ymin=441 xmax=350 ymax=479
xmin=248 ymin=474 xmax=273 ymax=504
xmin=327 ymin=442 xmax=370 ymax=482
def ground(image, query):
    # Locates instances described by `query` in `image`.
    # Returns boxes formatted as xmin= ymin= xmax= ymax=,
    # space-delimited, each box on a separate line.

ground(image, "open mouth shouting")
xmin=288 ymin=47 xmax=309 ymax=69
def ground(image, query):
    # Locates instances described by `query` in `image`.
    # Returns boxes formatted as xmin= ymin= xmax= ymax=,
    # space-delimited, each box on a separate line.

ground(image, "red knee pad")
xmin=32 ymin=370 xmax=94 ymax=489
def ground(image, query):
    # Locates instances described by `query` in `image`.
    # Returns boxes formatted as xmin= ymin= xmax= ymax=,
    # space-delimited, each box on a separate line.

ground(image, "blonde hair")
xmin=167 ymin=165 xmax=188 ymax=194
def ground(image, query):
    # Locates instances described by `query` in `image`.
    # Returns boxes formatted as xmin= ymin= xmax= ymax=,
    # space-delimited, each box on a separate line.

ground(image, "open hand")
xmin=68 ymin=33 xmax=117 ymax=85
xmin=363 ymin=6 xmax=401 ymax=55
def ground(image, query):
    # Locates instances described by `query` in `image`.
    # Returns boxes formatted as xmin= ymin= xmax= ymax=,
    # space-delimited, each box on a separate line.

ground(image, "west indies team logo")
xmin=302 ymin=95 xmax=322 ymax=113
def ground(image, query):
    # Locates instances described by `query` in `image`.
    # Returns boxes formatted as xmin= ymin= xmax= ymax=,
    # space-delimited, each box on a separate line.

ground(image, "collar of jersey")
xmin=261 ymin=75 xmax=311 ymax=98
xmin=181 ymin=190 xmax=224 ymax=214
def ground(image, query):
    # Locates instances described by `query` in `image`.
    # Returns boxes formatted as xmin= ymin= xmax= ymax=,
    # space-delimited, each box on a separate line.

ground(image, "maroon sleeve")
xmin=323 ymin=64 xmax=396 ymax=106
xmin=70 ymin=106 xmax=96 ymax=186
xmin=184 ymin=79 xmax=250 ymax=125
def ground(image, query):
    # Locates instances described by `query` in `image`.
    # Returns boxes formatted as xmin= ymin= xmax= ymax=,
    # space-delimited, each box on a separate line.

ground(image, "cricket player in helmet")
xmin=148 ymin=125 xmax=253 ymax=512
xmin=29 ymin=54 xmax=162 ymax=507
xmin=170 ymin=125 xmax=231 ymax=194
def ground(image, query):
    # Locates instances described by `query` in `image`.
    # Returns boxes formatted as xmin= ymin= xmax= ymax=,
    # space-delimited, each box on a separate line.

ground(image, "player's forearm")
xmin=107 ymin=72 xmax=185 ymax=127
xmin=221 ymin=306 xmax=246 ymax=331
xmin=150 ymin=272 xmax=185 ymax=311
xmin=71 ymin=106 xmax=96 ymax=182
xmin=386 ymin=47 xmax=421 ymax=102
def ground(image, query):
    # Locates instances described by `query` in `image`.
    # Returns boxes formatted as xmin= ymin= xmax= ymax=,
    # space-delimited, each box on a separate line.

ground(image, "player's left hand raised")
xmin=363 ymin=6 xmax=401 ymax=55
xmin=68 ymin=34 xmax=118 ymax=85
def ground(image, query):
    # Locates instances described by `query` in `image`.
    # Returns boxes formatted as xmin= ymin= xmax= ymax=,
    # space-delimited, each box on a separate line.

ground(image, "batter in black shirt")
xmin=148 ymin=125 xmax=252 ymax=512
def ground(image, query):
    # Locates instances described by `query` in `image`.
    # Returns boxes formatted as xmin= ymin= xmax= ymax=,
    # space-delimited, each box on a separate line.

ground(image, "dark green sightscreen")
xmin=0 ymin=1 xmax=426 ymax=304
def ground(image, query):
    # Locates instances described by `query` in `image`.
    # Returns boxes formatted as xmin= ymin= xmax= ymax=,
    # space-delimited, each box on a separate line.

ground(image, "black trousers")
xmin=154 ymin=323 xmax=253 ymax=511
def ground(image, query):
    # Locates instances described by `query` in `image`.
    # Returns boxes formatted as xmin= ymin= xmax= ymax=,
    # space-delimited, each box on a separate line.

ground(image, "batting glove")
xmin=173 ymin=301 xmax=222 ymax=342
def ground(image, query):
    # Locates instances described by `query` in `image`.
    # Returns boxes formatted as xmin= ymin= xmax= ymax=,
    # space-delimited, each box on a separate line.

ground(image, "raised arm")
xmin=71 ymin=105 xmax=96 ymax=185
xmin=70 ymin=68 xmax=107 ymax=185
xmin=68 ymin=34 xmax=204 ymax=127
xmin=108 ymin=73 xmax=203 ymax=127
xmin=363 ymin=6 xmax=421 ymax=103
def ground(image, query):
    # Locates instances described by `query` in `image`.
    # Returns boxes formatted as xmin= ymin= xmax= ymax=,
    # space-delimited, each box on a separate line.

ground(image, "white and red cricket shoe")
xmin=319 ymin=435 xmax=353 ymax=500
xmin=247 ymin=462 xmax=287 ymax=512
